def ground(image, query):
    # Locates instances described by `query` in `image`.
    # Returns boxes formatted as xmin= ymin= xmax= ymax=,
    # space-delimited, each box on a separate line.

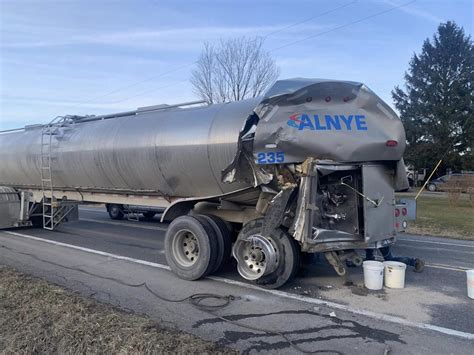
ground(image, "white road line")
xmin=79 ymin=218 xmax=168 ymax=231
xmin=79 ymin=208 xmax=106 ymax=213
xmin=397 ymin=238 xmax=474 ymax=248
xmin=2 ymin=231 xmax=170 ymax=271
xmin=1 ymin=230 xmax=473 ymax=341
xmin=207 ymin=276 xmax=474 ymax=341
xmin=396 ymin=244 xmax=474 ymax=256
xmin=81 ymin=210 xmax=473 ymax=248
xmin=425 ymin=263 xmax=470 ymax=272
xmin=79 ymin=213 xmax=474 ymax=249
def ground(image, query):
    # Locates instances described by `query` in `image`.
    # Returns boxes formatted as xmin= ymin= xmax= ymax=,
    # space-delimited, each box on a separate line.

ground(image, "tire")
xmin=194 ymin=215 xmax=224 ymax=274
xmin=108 ymin=204 xmax=124 ymax=220
xmin=165 ymin=215 xmax=219 ymax=280
xmin=427 ymin=183 xmax=436 ymax=192
xmin=236 ymin=219 xmax=300 ymax=289
xmin=143 ymin=211 xmax=156 ymax=219
xmin=200 ymin=214 xmax=233 ymax=272
xmin=30 ymin=216 xmax=44 ymax=228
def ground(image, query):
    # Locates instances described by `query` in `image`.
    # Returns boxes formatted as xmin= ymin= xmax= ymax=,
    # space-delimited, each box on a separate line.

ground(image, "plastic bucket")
xmin=384 ymin=261 xmax=407 ymax=288
xmin=467 ymin=270 xmax=474 ymax=299
xmin=363 ymin=261 xmax=384 ymax=290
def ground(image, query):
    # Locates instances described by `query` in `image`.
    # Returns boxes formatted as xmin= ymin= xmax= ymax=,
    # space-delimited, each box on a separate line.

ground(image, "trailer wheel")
xmin=165 ymin=215 xmax=218 ymax=280
xmin=143 ymin=211 xmax=156 ymax=219
xmin=31 ymin=216 xmax=43 ymax=228
xmin=198 ymin=215 xmax=233 ymax=272
xmin=108 ymin=204 xmax=124 ymax=220
xmin=233 ymin=219 xmax=300 ymax=289
xmin=257 ymin=232 xmax=300 ymax=289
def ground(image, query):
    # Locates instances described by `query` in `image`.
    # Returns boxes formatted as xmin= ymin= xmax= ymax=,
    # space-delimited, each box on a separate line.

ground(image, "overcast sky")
xmin=0 ymin=0 xmax=472 ymax=129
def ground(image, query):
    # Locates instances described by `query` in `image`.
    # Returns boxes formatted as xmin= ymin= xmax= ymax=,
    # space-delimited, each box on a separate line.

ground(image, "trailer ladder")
xmin=40 ymin=116 xmax=77 ymax=230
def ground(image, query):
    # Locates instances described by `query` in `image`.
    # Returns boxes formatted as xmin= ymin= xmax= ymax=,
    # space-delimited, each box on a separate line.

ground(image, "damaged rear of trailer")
xmin=221 ymin=78 xmax=414 ymax=287
xmin=0 ymin=78 xmax=415 ymax=288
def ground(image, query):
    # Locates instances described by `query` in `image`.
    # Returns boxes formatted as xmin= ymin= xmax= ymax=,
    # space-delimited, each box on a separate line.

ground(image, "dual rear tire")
xmin=164 ymin=215 xmax=232 ymax=280
xmin=165 ymin=215 xmax=299 ymax=288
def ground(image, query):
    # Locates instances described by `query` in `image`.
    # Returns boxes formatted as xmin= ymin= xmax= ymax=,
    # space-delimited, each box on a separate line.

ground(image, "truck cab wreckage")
xmin=0 ymin=78 xmax=415 ymax=288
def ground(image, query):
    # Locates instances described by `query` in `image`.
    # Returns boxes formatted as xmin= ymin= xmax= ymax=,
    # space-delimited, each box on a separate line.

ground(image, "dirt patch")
xmin=0 ymin=266 xmax=235 ymax=354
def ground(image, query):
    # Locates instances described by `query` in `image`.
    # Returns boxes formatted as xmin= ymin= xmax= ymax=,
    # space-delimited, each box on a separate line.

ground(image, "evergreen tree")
xmin=392 ymin=21 xmax=473 ymax=172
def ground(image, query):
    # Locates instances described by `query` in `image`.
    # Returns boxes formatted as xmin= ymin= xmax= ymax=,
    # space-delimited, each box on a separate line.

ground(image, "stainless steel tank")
xmin=0 ymin=98 xmax=259 ymax=197
xmin=0 ymin=78 xmax=406 ymax=198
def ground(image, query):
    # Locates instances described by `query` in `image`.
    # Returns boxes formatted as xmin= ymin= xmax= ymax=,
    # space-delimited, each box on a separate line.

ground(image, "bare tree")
xmin=191 ymin=37 xmax=280 ymax=104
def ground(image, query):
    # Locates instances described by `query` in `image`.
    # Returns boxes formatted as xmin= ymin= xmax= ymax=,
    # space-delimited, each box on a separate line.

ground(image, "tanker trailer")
xmin=0 ymin=78 xmax=415 ymax=288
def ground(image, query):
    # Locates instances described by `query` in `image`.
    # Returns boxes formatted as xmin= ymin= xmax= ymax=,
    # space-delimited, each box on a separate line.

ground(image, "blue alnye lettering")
xmin=355 ymin=115 xmax=367 ymax=130
xmin=287 ymin=113 xmax=368 ymax=131
xmin=314 ymin=115 xmax=327 ymax=130
xmin=339 ymin=115 xmax=353 ymax=130
xmin=325 ymin=115 xmax=342 ymax=130
xmin=298 ymin=114 xmax=315 ymax=130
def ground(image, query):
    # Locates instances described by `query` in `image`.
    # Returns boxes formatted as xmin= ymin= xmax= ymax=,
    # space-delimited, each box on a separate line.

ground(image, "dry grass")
xmin=406 ymin=195 xmax=474 ymax=240
xmin=0 ymin=266 xmax=235 ymax=354
xmin=443 ymin=175 xmax=474 ymax=207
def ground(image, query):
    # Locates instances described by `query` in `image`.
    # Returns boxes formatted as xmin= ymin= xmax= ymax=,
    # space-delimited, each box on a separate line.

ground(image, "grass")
xmin=0 ymin=266 xmax=235 ymax=354
xmin=406 ymin=195 xmax=474 ymax=240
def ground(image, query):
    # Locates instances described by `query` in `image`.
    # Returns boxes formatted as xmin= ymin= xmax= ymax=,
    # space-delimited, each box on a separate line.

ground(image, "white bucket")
xmin=363 ymin=261 xmax=384 ymax=290
xmin=467 ymin=270 xmax=474 ymax=299
xmin=384 ymin=261 xmax=407 ymax=288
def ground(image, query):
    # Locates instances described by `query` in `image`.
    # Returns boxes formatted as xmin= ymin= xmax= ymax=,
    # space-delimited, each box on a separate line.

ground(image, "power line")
xmin=110 ymin=0 xmax=415 ymax=104
xmin=270 ymin=0 xmax=416 ymax=52
xmin=81 ymin=62 xmax=195 ymax=105
xmin=10 ymin=0 xmax=413 ymax=119
xmin=52 ymin=1 xmax=362 ymax=108
xmin=262 ymin=0 xmax=358 ymax=38
xmin=108 ymin=79 xmax=189 ymax=104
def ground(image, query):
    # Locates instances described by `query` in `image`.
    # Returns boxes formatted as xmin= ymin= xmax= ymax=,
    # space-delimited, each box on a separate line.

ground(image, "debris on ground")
xmin=0 ymin=266 xmax=235 ymax=354
xmin=351 ymin=286 xmax=369 ymax=297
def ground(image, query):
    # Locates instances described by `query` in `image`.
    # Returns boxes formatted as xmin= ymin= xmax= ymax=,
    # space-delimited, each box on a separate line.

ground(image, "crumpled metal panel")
xmin=253 ymin=78 xmax=406 ymax=164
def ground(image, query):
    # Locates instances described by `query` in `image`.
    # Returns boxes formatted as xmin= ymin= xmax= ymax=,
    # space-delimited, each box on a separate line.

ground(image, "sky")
xmin=0 ymin=0 xmax=472 ymax=130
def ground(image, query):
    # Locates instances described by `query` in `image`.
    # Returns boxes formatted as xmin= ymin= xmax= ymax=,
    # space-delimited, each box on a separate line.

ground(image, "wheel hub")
xmin=172 ymin=230 xmax=199 ymax=267
xmin=233 ymin=234 xmax=278 ymax=280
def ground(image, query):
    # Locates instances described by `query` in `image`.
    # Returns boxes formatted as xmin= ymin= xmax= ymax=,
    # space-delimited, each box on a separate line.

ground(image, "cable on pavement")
xmin=2 ymin=243 xmax=343 ymax=354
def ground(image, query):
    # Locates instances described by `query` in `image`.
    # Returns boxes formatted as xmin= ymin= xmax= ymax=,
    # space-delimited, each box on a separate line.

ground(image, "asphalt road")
xmin=1 ymin=205 xmax=473 ymax=353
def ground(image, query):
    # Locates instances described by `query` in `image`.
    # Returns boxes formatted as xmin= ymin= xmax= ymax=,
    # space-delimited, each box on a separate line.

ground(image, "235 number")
xmin=256 ymin=152 xmax=285 ymax=164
